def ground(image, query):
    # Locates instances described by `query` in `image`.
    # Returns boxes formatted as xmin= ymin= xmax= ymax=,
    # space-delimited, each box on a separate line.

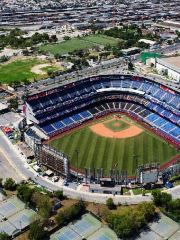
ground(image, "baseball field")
xmin=49 ymin=114 xmax=180 ymax=176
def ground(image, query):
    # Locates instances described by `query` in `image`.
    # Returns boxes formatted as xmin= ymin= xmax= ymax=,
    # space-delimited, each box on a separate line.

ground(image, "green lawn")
xmin=49 ymin=115 xmax=179 ymax=176
xmin=39 ymin=39 xmax=95 ymax=55
xmin=132 ymin=188 xmax=152 ymax=195
xmin=0 ymin=58 xmax=48 ymax=84
xmin=104 ymin=119 xmax=130 ymax=132
xmin=41 ymin=65 xmax=59 ymax=72
xmin=81 ymin=34 xmax=119 ymax=46
xmin=39 ymin=34 xmax=120 ymax=55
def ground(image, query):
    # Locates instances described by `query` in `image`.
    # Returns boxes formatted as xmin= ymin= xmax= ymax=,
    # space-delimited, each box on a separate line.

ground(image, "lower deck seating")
xmin=37 ymin=100 xmax=180 ymax=145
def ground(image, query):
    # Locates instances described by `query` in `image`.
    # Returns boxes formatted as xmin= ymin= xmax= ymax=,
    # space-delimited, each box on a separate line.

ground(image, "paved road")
xmin=15 ymin=42 xmax=180 ymax=98
xmin=0 ymin=147 xmax=23 ymax=183
xmin=0 ymin=130 xmax=153 ymax=204
xmin=1 ymin=130 xmax=180 ymax=204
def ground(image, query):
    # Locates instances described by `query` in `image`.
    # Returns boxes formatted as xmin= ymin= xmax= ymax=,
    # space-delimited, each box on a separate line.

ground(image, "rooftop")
xmin=160 ymin=55 xmax=180 ymax=69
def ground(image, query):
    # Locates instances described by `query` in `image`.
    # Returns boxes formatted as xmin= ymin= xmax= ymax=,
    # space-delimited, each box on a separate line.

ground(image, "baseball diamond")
xmin=25 ymin=74 xmax=180 ymax=177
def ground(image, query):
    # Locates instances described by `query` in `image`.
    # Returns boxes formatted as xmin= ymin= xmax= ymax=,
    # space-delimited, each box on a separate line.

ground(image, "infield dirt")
xmin=90 ymin=118 xmax=143 ymax=138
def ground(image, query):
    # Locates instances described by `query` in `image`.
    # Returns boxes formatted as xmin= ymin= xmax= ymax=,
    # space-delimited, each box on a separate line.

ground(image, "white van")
xmin=33 ymin=165 xmax=41 ymax=172
xmin=52 ymin=176 xmax=59 ymax=182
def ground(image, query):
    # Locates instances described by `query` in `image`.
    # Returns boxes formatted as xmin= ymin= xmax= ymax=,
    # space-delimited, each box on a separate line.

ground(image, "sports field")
xmin=0 ymin=58 xmax=48 ymax=84
xmin=40 ymin=39 xmax=95 ymax=55
xmin=49 ymin=115 xmax=179 ymax=176
xmin=39 ymin=34 xmax=119 ymax=55
xmin=81 ymin=34 xmax=119 ymax=46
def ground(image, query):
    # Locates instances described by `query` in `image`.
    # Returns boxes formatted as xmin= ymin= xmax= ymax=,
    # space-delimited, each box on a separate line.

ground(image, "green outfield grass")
xmin=49 ymin=115 xmax=179 ymax=176
xmin=0 ymin=58 xmax=48 ymax=84
xmin=104 ymin=119 xmax=130 ymax=132
xmin=39 ymin=39 xmax=95 ymax=55
xmin=81 ymin=34 xmax=119 ymax=46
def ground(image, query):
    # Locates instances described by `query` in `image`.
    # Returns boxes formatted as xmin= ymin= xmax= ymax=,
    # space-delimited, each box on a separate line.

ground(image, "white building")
xmin=155 ymin=56 xmax=180 ymax=81
xmin=139 ymin=39 xmax=157 ymax=46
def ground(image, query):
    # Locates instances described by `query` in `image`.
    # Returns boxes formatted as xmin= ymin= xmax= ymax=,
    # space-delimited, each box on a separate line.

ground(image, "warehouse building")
xmin=155 ymin=55 xmax=180 ymax=81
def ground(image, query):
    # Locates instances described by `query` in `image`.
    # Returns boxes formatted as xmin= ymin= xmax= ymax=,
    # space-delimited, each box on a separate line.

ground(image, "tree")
xmin=47 ymin=69 xmax=53 ymax=77
xmin=17 ymin=184 xmax=35 ymax=204
xmin=4 ymin=178 xmax=16 ymax=191
xmin=0 ymin=55 xmax=9 ymax=63
xmin=0 ymin=178 xmax=3 ymax=187
xmin=51 ymin=34 xmax=57 ymax=42
xmin=167 ymin=40 xmax=172 ymax=45
xmin=31 ymin=192 xmax=52 ymax=219
xmin=128 ymin=62 xmax=134 ymax=70
xmin=22 ymin=78 xmax=29 ymax=85
xmin=55 ymin=211 xmax=64 ymax=225
xmin=0 ymin=232 xmax=10 ymax=240
xmin=137 ymin=202 xmax=156 ymax=221
xmin=137 ymin=27 xmax=142 ymax=36
xmin=9 ymin=98 xmax=18 ymax=109
xmin=22 ymin=49 xmax=29 ymax=56
xmin=28 ymin=225 xmax=45 ymax=240
xmin=54 ymin=190 xmax=64 ymax=200
xmin=152 ymin=189 xmax=162 ymax=206
xmin=161 ymin=192 xmax=172 ymax=210
xmin=12 ymin=80 xmax=20 ymax=87
xmin=106 ymin=198 xmax=116 ymax=210
xmin=63 ymin=36 xmax=70 ymax=40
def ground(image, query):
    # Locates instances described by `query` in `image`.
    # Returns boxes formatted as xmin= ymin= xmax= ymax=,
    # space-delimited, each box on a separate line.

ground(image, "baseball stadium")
xmin=24 ymin=74 xmax=180 ymax=178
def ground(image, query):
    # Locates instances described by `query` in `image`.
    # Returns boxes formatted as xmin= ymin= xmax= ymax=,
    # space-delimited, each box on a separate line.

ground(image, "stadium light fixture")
xmin=74 ymin=150 xmax=80 ymax=184
xmin=133 ymin=155 xmax=140 ymax=185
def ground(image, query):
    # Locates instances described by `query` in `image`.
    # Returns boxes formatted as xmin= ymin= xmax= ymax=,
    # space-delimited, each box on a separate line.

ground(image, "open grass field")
xmin=39 ymin=34 xmax=119 ymax=55
xmin=0 ymin=58 xmax=48 ymax=84
xmin=81 ymin=34 xmax=120 ymax=46
xmin=39 ymin=39 xmax=95 ymax=55
xmin=49 ymin=115 xmax=179 ymax=176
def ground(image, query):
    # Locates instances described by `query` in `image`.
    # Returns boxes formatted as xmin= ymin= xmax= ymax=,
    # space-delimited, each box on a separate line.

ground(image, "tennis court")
xmin=93 ymin=233 xmax=111 ymax=240
xmin=151 ymin=220 xmax=171 ymax=236
xmin=0 ymin=207 xmax=38 ymax=237
xmin=137 ymin=231 xmax=160 ymax=240
xmin=56 ymin=228 xmax=79 ymax=240
xmin=0 ymin=201 xmax=16 ymax=215
xmin=71 ymin=219 xmax=93 ymax=235
xmin=11 ymin=214 xmax=30 ymax=229
xmin=0 ymin=222 xmax=16 ymax=235
xmin=51 ymin=213 xmax=118 ymax=240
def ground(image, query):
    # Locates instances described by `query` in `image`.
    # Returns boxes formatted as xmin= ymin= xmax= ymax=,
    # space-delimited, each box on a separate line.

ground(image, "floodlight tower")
xmin=74 ymin=150 xmax=80 ymax=183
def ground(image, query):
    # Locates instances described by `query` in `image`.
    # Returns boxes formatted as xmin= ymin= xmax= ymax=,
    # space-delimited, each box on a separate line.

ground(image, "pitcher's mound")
xmin=114 ymin=123 xmax=120 ymax=127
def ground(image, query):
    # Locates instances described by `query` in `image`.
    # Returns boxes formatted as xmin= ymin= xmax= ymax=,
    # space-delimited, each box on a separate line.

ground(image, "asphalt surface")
xmin=0 ymin=147 xmax=23 ymax=183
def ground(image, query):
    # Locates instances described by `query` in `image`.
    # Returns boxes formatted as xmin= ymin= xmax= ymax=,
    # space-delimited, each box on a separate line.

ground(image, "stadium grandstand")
xmin=25 ymin=74 xmax=180 ymax=148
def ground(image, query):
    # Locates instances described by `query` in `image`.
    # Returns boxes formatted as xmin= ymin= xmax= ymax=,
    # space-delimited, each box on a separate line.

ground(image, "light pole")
xmin=74 ymin=150 xmax=80 ymax=183
xmin=19 ymin=220 xmax=22 ymax=231
xmin=133 ymin=155 xmax=140 ymax=185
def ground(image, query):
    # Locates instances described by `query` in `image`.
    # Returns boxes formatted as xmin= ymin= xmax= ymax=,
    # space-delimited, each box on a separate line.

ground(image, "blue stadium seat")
xmin=153 ymin=117 xmax=167 ymax=127
xmin=161 ymin=122 xmax=175 ymax=132
xmin=145 ymin=113 xmax=159 ymax=122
